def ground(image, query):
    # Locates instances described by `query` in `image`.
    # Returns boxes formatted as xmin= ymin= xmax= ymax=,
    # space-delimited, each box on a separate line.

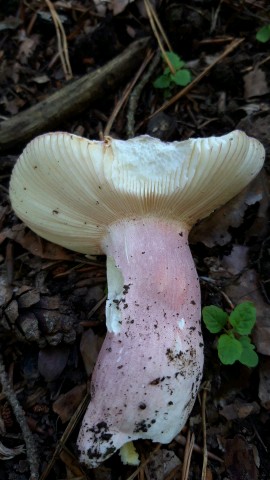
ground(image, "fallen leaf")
xmin=219 ymin=400 xmax=260 ymax=420
xmin=190 ymin=174 xmax=264 ymax=247
xmin=59 ymin=448 xmax=86 ymax=477
xmin=3 ymin=224 xmax=74 ymax=260
xmin=0 ymin=16 xmax=22 ymax=32
xmin=244 ymin=68 xmax=269 ymax=99
xmin=147 ymin=449 xmax=181 ymax=480
xmin=224 ymin=435 xmax=258 ymax=480
xmin=38 ymin=345 xmax=70 ymax=381
xmin=53 ymin=384 xmax=87 ymax=423
xmin=112 ymin=0 xmax=135 ymax=15
xmin=17 ymin=34 xmax=40 ymax=64
xmin=80 ymin=329 xmax=103 ymax=376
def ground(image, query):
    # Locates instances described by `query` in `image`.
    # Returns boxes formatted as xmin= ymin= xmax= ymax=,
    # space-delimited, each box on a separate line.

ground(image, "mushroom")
xmin=9 ymin=131 xmax=264 ymax=467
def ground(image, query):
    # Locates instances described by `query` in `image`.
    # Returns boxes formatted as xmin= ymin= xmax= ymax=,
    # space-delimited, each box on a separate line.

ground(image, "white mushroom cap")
xmin=9 ymin=131 xmax=264 ymax=254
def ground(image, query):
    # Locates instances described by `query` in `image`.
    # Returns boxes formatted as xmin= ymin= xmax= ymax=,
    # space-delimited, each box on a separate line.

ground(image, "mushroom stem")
xmin=77 ymin=218 xmax=204 ymax=467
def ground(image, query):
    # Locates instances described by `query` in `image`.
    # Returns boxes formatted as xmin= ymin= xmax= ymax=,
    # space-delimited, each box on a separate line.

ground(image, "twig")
xmin=201 ymin=381 xmax=211 ymax=480
xmin=39 ymin=393 xmax=90 ymax=480
xmin=5 ymin=241 xmax=14 ymax=284
xmin=144 ymin=0 xmax=175 ymax=73
xmin=175 ymin=433 xmax=223 ymax=463
xmin=44 ymin=0 xmax=72 ymax=80
xmin=127 ymin=50 xmax=160 ymax=138
xmin=142 ymin=37 xmax=244 ymax=124
xmin=181 ymin=430 xmax=195 ymax=480
xmin=126 ymin=443 xmax=162 ymax=480
xmin=0 ymin=354 xmax=39 ymax=480
xmin=87 ymin=295 xmax=107 ymax=320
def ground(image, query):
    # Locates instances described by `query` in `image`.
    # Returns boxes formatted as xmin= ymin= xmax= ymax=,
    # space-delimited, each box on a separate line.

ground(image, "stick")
xmin=0 ymin=38 xmax=149 ymax=153
xmin=0 ymin=354 xmax=39 ymax=480
xmin=143 ymin=37 xmax=244 ymax=123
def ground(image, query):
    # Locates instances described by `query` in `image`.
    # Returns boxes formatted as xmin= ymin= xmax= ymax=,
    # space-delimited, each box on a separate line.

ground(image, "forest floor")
xmin=0 ymin=1 xmax=270 ymax=479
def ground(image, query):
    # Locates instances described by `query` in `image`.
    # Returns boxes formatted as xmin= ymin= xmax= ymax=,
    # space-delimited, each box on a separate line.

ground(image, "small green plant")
xmin=256 ymin=25 xmax=270 ymax=43
xmin=153 ymin=51 xmax=191 ymax=96
xmin=202 ymin=301 xmax=258 ymax=367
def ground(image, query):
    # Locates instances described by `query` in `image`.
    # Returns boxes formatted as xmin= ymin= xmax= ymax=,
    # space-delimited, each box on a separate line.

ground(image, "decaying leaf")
xmin=190 ymin=173 xmax=264 ymax=247
xmin=16 ymin=35 xmax=40 ymax=64
xmin=53 ymin=384 xmax=87 ymax=423
xmin=38 ymin=345 xmax=70 ymax=381
xmin=112 ymin=0 xmax=135 ymax=15
xmin=224 ymin=435 xmax=258 ymax=480
xmin=147 ymin=449 xmax=181 ymax=480
xmin=243 ymin=68 xmax=269 ymax=99
xmin=59 ymin=448 xmax=86 ymax=477
xmin=80 ymin=329 xmax=103 ymax=376
xmin=2 ymin=224 xmax=73 ymax=260
xmin=219 ymin=400 xmax=260 ymax=420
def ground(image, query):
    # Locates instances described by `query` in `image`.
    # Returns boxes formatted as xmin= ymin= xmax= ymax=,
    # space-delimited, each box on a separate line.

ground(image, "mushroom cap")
xmin=9 ymin=131 xmax=264 ymax=255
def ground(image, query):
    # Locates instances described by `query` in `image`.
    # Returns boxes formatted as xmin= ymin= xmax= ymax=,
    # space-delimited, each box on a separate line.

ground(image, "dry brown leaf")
xmin=80 ymin=329 xmax=103 ymax=376
xmin=219 ymin=401 xmax=260 ymax=421
xmin=53 ymin=384 xmax=87 ymax=423
xmin=38 ymin=345 xmax=70 ymax=381
xmin=59 ymin=448 xmax=86 ymax=477
xmin=3 ymin=224 xmax=73 ymax=260
xmin=224 ymin=435 xmax=258 ymax=480
xmin=16 ymin=34 xmax=40 ymax=64
xmin=244 ymin=68 xmax=269 ymax=99
xmin=112 ymin=0 xmax=135 ymax=15
xmin=0 ymin=16 xmax=22 ymax=32
xmin=147 ymin=449 xmax=181 ymax=480
xmin=190 ymin=173 xmax=264 ymax=247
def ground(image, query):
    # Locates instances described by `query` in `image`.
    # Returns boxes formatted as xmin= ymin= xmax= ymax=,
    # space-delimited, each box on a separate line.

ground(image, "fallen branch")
xmin=0 ymin=37 xmax=149 ymax=153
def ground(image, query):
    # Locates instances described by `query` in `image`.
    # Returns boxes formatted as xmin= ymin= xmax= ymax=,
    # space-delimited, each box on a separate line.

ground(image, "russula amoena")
xmin=9 ymin=131 xmax=264 ymax=467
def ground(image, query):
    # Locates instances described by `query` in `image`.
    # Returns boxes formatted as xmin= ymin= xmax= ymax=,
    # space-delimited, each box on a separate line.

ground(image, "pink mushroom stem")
xmin=77 ymin=217 xmax=204 ymax=467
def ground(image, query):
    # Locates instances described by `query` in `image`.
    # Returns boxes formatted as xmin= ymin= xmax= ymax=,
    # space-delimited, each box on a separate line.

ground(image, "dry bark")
xmin=0 ymin=37 xmax=149 ymax=153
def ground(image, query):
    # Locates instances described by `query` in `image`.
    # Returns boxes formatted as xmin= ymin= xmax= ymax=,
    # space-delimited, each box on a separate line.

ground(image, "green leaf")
xmin=202 ymin=306 xmax=228 ymax=333
xmin=171 ymin=69 xmax=191 ymax=86
xmin=153 ymin=74 xmax=171 ymax=89
xmin=229 ymin=301 xmax=256 ymax=335
xmin=217 ymin=334 xmax=242 ymax=365
xmin=238 ymin=336 xmax=259 ymax=367
xmin=256 ymin=25 xmax=270 ymax=43
xmin=163 ymin=51 xmax=184 ymax=70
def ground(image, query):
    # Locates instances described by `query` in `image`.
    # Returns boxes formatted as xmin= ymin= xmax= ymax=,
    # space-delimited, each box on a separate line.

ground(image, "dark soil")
xmin=0 ymin=1 xmax=270 ymax=480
